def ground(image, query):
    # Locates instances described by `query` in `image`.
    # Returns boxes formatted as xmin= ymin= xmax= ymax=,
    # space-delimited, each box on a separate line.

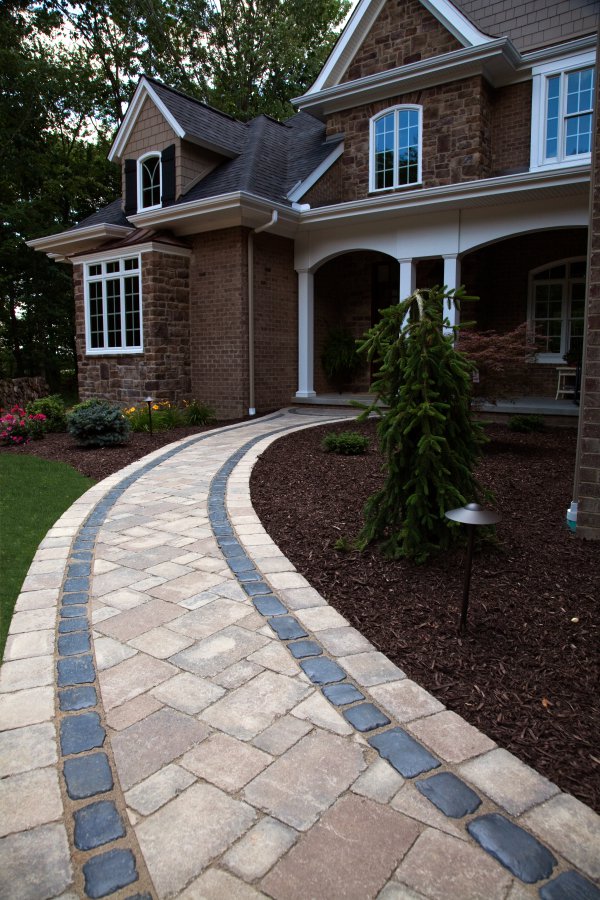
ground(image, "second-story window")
xmin=371 ymin=106 xmax=422 ymax=192
xmin=139 ymin=153 xmax=161 ymax=210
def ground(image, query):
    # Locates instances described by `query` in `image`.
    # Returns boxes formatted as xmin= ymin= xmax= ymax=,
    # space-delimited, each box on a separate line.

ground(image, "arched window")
xmin=529 ymin=257 xmax=586 ymax=362
xmin=370 ymin=106 xmax=422 ymax=192
xmin=138 ymin=153 xmax=161 ymax=210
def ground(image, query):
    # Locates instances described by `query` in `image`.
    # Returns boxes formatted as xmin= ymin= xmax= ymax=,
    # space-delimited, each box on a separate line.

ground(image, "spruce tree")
xmin=356 ymin=286 xmax=485 ymax=563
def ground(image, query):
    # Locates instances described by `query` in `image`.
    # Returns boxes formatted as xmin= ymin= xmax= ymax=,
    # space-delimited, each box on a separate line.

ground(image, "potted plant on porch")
xmin=321 ymin=327 xmax=362 ymax=393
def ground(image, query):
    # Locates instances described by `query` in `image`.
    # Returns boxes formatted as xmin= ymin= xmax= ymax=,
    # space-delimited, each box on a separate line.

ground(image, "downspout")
xmin=247 ymin=210 xmax=278 ymax=416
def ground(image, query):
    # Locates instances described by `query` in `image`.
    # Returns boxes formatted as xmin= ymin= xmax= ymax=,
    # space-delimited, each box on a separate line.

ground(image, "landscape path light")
xmin=444 ymin=502 xmax=502 ymax=633
xmin=143 ymin=396 xmax=154 ymax=436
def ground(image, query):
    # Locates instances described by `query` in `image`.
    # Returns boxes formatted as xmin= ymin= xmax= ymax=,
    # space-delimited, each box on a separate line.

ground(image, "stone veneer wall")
xmin=576 ymin=48 xmax=600 ymax=540
xmin=75 ymin=250 xmax=191 ymax=404
xmin=341 ymin=0 xmax=461 ymax=82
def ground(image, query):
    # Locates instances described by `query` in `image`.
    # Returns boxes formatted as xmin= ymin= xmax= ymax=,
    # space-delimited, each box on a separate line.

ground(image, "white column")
xmin=443 ymin=254 xmax=461 ymax=335
xmin=296 ymin=268 xmax=316 ymax=398
xmin=398 ymin=258 xmax=416 ymax=301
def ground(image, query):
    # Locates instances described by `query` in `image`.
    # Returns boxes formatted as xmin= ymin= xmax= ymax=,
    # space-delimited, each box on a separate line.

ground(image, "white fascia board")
xmin=72 ymin=243 xmax=192 ymax=266
xmin=287 ymin=143 xmax=345 ymax=202
xmin=522 ymin=34 xmax=598 ymax=68
xmin=295 ymin=39 xmax=524 ymax=116
xmin=302 ymin=0 xmax=493 ymax=96
xmin=108 ymin=78 xmax=185 ymax=163
xmin=26 ymin=224 xmax=132 ymax=256
xmin=128 ymin=191 xmax=299 ymax=233
xmin=298 ymin=165 xmax=590 ymax=226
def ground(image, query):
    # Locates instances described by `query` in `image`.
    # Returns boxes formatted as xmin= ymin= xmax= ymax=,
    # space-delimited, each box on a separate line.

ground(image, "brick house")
xmin=29 ymin=0 xmax=598 ymax=422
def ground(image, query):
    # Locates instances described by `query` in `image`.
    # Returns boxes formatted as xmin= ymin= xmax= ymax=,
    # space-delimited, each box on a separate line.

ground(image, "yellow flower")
xmin=152 ymin=404 xmax=159 ymax=410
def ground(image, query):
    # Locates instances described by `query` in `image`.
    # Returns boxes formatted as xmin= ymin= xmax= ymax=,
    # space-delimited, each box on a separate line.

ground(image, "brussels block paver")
xmin=1 ymin=410 xmax=600 ymax=900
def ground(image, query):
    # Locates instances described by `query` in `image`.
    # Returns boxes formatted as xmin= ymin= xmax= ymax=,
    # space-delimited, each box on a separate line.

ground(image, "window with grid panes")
xmin=530 ymin=258 xmax=586 ymax=362
xmin=84 ymin=256 xmax=142 ymax=353
xmin=371 ymin=106 xmax=421 ymax=191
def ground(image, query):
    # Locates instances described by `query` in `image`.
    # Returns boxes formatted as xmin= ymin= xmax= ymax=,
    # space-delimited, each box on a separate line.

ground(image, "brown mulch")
xmin=250 ymin=419 xmax=600 ymax=813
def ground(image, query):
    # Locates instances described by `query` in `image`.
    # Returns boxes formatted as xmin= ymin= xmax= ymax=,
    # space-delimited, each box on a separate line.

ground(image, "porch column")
xmin=443 ymin=254 xmax=461 ymax=335
xmin=296 ymin=268 xmax=316 ymax=398
xmin=398 ymin=258 xmax=416 ymax=301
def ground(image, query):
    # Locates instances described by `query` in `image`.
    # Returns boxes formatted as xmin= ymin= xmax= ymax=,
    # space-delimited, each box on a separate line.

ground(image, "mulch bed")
xmin=250 ymin=419 xmax=600 ymax=813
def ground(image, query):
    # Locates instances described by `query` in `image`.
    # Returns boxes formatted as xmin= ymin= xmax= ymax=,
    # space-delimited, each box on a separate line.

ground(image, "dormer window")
xmin=139 ymin=153 xmax=162 ymax=210
xmin=370 ymin=106 xmax=422 ymax=192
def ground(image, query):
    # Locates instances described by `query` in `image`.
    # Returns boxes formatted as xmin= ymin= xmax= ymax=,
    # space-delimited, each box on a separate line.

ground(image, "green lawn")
xmin=0 ymin=455 xmax=95 ymax=661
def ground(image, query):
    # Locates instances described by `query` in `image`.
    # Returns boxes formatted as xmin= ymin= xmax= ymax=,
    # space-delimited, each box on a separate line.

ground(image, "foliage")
xmin=183 ymin=399 xmax=216 ymax=426
xmin=457 ymin=323 xmax=538 ymax=401
xmin=355 ymin=286 xmax=486 ymax=563
xmin=322 ymin=430 xmax=369 ymax=456
xmin=0 ymin=453 xmax=94 ymax=660
xmin=67 ymin=398 xmax=131 ymax=446
xmin=26 ymin=394 xmax=67 ymax=431
xmin=508 ymin=414 xmax=546 ymax=433
xmin=321 ymin=327 xmax=363 ymax=391
xmin=0 ymin=406 xmax=46 ymax=445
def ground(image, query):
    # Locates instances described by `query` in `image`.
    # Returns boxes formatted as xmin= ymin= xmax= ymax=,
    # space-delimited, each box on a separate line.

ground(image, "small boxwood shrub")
xmin=68 ymin=398 xmax=131 ymax=447
xmin=322 ymin=430 xmax=369 ymax=455
xmin=508 ymin=414 xmax=545 ymax=433
xmin=26 ymin=394 xmax=67 ymax=432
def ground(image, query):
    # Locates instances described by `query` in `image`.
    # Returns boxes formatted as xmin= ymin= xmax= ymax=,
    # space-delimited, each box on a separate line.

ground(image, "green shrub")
xmin=26 ymin=394 xmax=67 ymax=432
xmin=322 ymin=430 xmax=369 ymax=455
xmin=68 ymin=398 xmax=131 ymax=447
xmin=508 ymin=414 xmax=545 ymax=433
xmin=183 ymin=399 xmax=216 ymax=426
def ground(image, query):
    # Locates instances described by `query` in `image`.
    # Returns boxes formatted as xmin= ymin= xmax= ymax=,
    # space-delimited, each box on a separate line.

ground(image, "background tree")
xmin=356 ymin=287 xmax=486 ymax=563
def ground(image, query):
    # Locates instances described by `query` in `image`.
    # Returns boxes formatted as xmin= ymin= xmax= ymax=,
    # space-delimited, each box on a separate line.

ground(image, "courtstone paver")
xmin=1 ymin=408 xmax=599 ymax=899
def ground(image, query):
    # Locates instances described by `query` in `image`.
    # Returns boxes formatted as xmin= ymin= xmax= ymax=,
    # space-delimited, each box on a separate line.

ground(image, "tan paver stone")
xmin=116 ymin=547 xmax=182 ymax=571
xmin=251 ymin=556 xmax=296 ymax=574
xmin=291 ymin=691 xmax=353 ymax=736
xmin=0 ymin=767 xmax=63 ymax=837
xmin=94 ymin=636 xmax=138 ymax=670
xmin=0 ymin=686 xmax=54 ymax=731
xmin=92 ymin=558 xmax=118 ymax=575
xmin=248 ymin=641 xmax=302 ymax=676
xmin=112 ymin=707 xmax=211 ymax=791
xmin=504 ymin=883 xmax=540 ymax=900
xmin=14 ymin=589 xmax=58 ymax=611
xmin=370 ymin=680 xmax=445 ymax=724
xmin=458 ymin=748 xmax=559 ymax=816
xmin=243 ymin=729 xmax=365 ymax=830
xmin=240 ymin=533 xmax=274 ymax=547
xmin=171 ymin=625 xmax=269 ymax=679
xmin=390 ymin=783 xmax=468 ymax=841
xmin=99 ymin=653 xmax=177 ymax=710
xmin=181 ymin=733 xmax=272 ymax=792
xmin=352 ymin=758 xmax=406 ymax=804
xmin=189 ymin=557 xmax=229 ymax=574
xmin=236 ymin=611 xmax=265 ymax=631
xmin=317 ymin=626 xmax=374 ymax=657
xmin=21 ymin=572 xmax=63 ymax=591
xmin=124 ymin=763 xmax=196 ymax=816
xmin=147 ymin=561 xmax=193 ymax=579
xmin=252 ymin=716 xmax=312 ymax=755
xmin=338 ymin=652 xmax=406 ymax=687
xmin=0 ymin=823 xmax=72 ymax=900
xmin=520 ymin=793 xmax=600 ymax=880
xmin=212 ymin=660 xmax=264 ymax=690
xmin=148 ymin=571 xmax=228 ymax=603
xmin=92 ymin=566 xmax=145 ymax=596
xmin=135 ymin=783 xmax=257 ymax=898
xmin=129 ymin=626 xmax=195 ymax=659
xmin=0 ymin=722 xmax=57 ymax=776
xmin=201 ymin=671 xmax=311 ymax=741
xmin=100 ymin=586 xmax=160 ymax=612
xmin=3 ymin=629 xmax=54 ymax=660
xmin=35 ymin=548 xmax=70 ymax=561
xmin=261 ymin=793 xmax=421 ymax=900
xmin=178 ymin=868 xmax=267 ymax=899
xmin=395 ymin=828 xmax=511 ymax=900
xmin=0 ymin=655 xmax=53 ymax=693
xmin=180 ymin=591 xmax=221 ymax=611
xmin=27 ymin=558 xmax=66 ymax=574
xmin=135 ymin=575 xmax=168 ymax=591
xmin=265 ymin=572 xmax=308 ymax=591
xmin=223 ymin=817 xmax=297 ymax=881
xmin=277 ymin=587 xmax=327 ymax=610
xmin=95 ymin=598 xmax=185 ymax=642
xmin=294 ymin=606 xmax=349 ymax=632
xmin=406 ymin=710 xmax=496 ymax=763
xmin=91 ymin=606 xmax=121 ymax=624
xmin=151 ymin=673 xmax=225 ymax=714
xmin=106 ymin=693 xmax=163 ymax=731
xmin=168 ymin=599 xmax=251 ymax=640
xmin=8 ymin=608 xmax=56 ymax=633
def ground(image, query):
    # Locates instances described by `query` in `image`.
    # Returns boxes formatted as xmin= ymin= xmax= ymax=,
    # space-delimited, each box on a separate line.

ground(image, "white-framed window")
xmin=370 ymin=105 xmax=422 ymax=192
xmin=138 ymin=152 xmax=161 ymax=210
xmin=530 ymin=52 xmax=595 ymax=171
xmin=85 ymin=255 xmax=143 ymax=354
xmin=529 ymin=257 xmax=586 ymax=363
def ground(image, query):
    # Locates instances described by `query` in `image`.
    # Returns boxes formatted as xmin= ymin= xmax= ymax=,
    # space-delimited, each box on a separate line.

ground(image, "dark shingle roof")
xmin=73 ymin=199 xmax=132 ymax=230
xmin=453 ymin=0 xmax=598 ymax=51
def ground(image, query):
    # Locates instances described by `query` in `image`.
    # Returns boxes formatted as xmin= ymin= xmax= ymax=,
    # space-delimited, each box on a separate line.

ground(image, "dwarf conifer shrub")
xmin=26 ymin=394 xmax=67 ymax=432
xmin=68 ymin=398 xmax=131 ymax=447
xmin=508 ymin=414 xmax=545 ymax=433
xmin=322 ymin=431 xmax=369 ymax=455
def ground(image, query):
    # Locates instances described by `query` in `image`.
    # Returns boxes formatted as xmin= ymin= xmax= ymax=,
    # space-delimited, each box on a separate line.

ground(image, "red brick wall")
xmin=303 ymin=160 xmax=343 ymax=208
xmin=341 ymin=0 xmax=461 ymax=82
xmin=75 ymin=251 xmax=191 ymax=403
xmin=324 ymin=76 xmax=493 ymax=201
xmin=491 ymin=81 xmax=532 ymax=175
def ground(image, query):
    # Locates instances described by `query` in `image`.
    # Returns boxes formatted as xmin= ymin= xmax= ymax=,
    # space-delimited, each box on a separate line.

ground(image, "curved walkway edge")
xmin=1 ymin=409 xmax=599 ymax=900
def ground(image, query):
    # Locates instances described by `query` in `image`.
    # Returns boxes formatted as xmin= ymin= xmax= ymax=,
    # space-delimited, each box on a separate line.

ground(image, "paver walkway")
xmin=1 ymin=409 xmax=599 ymax=900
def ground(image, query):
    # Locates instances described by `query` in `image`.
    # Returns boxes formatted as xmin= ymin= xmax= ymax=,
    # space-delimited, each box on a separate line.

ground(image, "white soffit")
xmin=108 ymin=77 xmax=185 ymax=163
xmin=26 ymin=225 xmax=133 ymax=260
